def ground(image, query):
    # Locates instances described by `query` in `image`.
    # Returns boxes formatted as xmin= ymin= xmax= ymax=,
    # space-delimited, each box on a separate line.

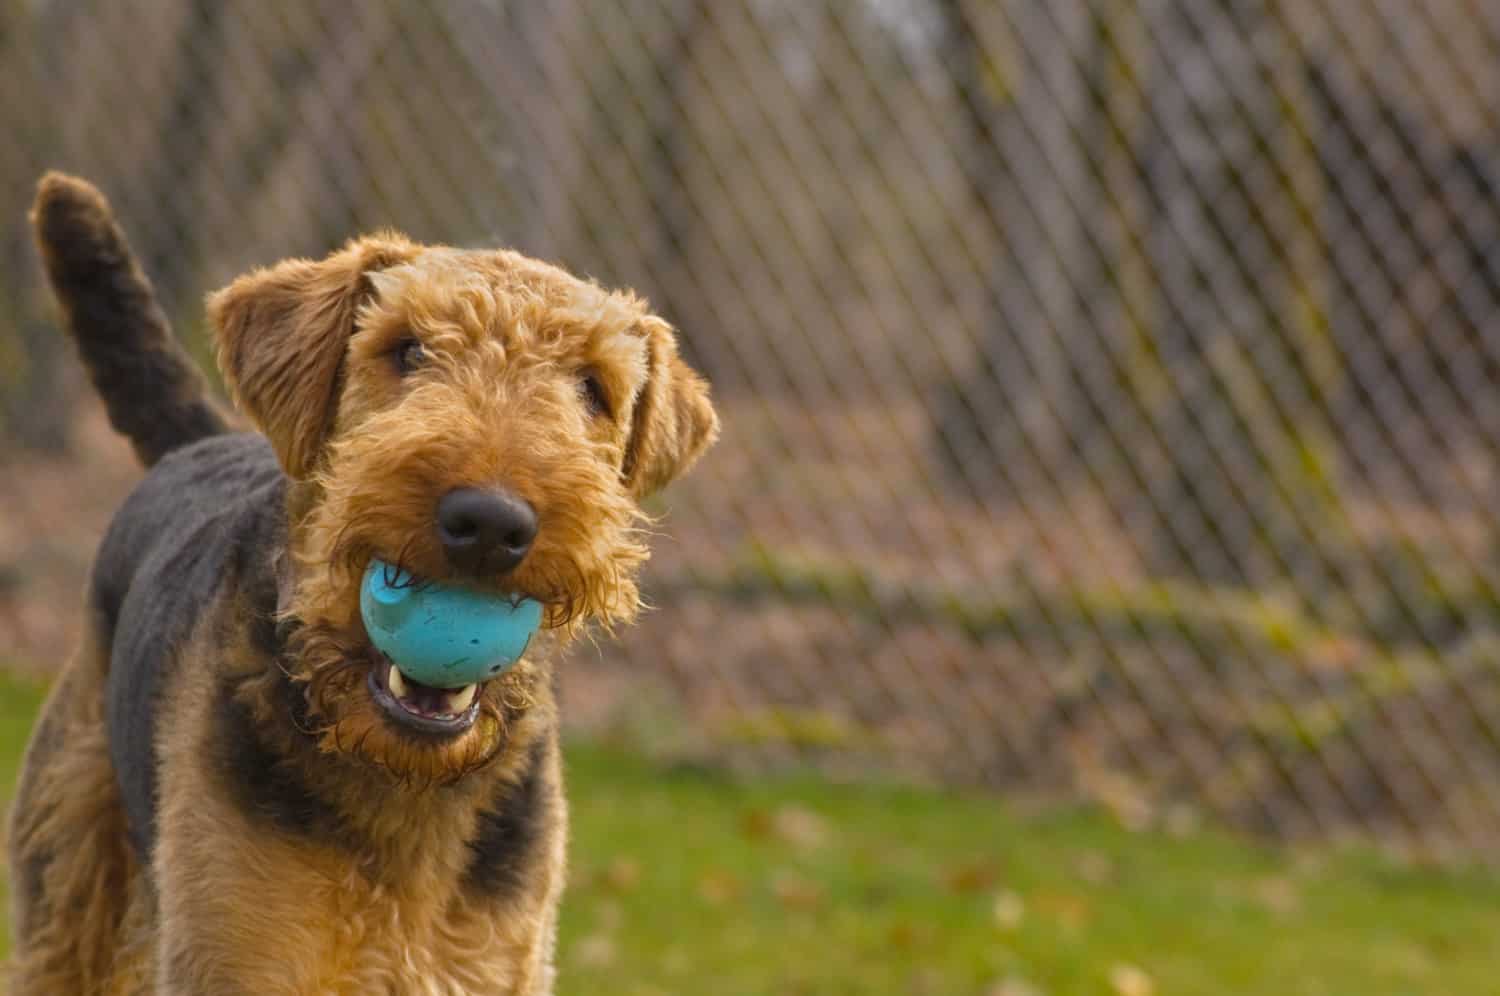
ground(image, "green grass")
xmin=0 ymin=671 xmax=46 ymax=972
xmin=1 ymin=673 xmax=1499 ymax=994
xmin=560 ymin=746 xmax=1500 ymax=996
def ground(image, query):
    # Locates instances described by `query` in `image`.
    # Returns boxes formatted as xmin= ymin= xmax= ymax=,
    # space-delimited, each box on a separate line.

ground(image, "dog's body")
xmin=8 ymin=174 xmax=716 ymax=994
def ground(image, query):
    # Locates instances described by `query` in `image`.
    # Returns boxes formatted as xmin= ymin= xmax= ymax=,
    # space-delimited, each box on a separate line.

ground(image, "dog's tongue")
xmin=359 ymin=559 xmax=542 ymax=688
xmin=384 ymin=657 xmax=478 ymax=716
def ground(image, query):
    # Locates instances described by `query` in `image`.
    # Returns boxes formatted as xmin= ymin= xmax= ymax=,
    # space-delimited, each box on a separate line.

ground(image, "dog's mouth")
xmin=368 ymin=655 xmax=483 ymax=737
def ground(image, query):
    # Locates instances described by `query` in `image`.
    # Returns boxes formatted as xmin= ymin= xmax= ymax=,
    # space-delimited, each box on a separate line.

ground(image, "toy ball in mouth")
xmin=359 ymin=559 xmax=543 ymax=689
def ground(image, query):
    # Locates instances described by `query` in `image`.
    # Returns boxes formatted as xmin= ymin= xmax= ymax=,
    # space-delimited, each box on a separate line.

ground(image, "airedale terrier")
xmin=8 ymin=173 xmax=717 ymax=994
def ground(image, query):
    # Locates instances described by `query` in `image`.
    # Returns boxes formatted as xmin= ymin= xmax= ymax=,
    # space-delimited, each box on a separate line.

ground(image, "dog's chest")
xmin=302 ymin=882 xmax=550 ymax=995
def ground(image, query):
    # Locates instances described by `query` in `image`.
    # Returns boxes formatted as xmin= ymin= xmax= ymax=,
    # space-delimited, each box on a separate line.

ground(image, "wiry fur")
xmin=8 ymin=174 xmax=717 ymax=994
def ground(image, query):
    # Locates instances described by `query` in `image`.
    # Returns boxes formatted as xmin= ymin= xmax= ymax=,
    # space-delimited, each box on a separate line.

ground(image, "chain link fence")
xmin=6 ymin=0 xmax=1500 ymax=860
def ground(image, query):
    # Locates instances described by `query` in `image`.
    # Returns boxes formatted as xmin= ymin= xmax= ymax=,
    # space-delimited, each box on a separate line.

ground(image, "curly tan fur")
xmin=8 ymin=174 xmax=717 ymax=994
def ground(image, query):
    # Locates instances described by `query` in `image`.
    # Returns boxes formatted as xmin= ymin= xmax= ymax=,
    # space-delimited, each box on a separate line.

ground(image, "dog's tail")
xmin=30 ymin=172 xmax=229 ymax=468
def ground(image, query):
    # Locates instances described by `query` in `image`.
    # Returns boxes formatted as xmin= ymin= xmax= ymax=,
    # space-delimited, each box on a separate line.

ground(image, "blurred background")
xmin=10 ymin=1 xmax=1500 ymax=992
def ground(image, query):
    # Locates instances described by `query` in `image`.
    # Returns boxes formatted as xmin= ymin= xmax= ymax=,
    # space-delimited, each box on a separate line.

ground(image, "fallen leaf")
xmin=601 ymin=857 xmax=641 ymax=893
xmin=992 ymin=889 xmax=1025 ymax=931
xmin=906 ymin=968 xmax=943 ymax=995
xmin=945 ymin=860 xmax=1000 ymax=894
xmin=1077 ymin=764 xmax=1156 ymax=832
xmin=1164 ymin=803 xmax=1201 ymax=839
xmin=772 ymin=804 xmax=830 ymax=850
xmin=697 ymin=869 xmax=743 ymax=906
xmin=1108 ymin=962 xmax=1154 ymax=996
xmin=740 ymin=808 xmax=773 ymax=840
xmin=887 ymin=921 xmax=931 ymax=950
xmin=1034 ymin=891 xmax=1092 ymax=931
xmin=772 ymin=872 xmax=825 ymax=912
xmin=987 ymin=976 xmax=1046 ymax=996
xmin=1253 ymin=875 xmax=1301 ymax=915
xmin=573 ymin=933 xmax=615 ymax=968
xmin=1073 ymin=850 xmax=1115 ymax=886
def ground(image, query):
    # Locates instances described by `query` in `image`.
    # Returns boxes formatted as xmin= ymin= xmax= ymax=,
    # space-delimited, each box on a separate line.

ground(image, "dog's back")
xmin=94 ymin=433 xmax=285 ymax=858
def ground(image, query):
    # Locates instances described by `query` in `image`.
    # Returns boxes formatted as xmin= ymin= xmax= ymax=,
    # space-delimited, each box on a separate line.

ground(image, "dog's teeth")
xmin=447 ymin=684 xmax=477 ymax=713
xmin=388 ymin=666 xmax=410 ymax=699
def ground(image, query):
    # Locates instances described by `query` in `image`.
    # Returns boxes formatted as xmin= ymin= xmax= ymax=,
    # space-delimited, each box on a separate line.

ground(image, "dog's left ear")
xmin=208 ymin=235 xmax=417 ymax=479
xmin=622 ymin=317 xmax=719 ymax=497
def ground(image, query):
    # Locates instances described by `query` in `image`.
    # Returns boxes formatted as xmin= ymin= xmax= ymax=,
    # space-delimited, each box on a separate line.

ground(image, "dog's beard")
xmin=285 ymin=622 xmax=536 ymax=786
xmin=301 ymin=428 xmax=654 ymax=636
xmin=278 ymin=448 xmax=648 ymax=783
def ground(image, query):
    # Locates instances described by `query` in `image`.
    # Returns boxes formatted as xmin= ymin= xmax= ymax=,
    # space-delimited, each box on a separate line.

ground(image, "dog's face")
xmin=209 ymin=235 xmax=717 ymax=782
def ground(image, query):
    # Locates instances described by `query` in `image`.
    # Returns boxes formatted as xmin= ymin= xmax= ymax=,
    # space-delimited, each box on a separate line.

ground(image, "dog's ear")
xmin=622 ymin=316 xmax=719 ymax=497
xmin=208 ymin=236 xmax=417 ymax=479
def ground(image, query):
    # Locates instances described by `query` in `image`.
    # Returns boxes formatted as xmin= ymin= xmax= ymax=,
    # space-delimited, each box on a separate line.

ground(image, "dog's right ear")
xmin=209 ymin=235 xmax=417 ymax=479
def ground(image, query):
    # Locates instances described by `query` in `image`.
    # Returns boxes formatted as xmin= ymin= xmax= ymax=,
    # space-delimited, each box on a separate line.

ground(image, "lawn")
xmin=0 ymin=673 xmax=1498 ymax=995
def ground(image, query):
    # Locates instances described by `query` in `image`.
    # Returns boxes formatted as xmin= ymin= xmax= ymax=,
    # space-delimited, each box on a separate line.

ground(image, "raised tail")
xmin=31 ymin=172 xmax=229 ymax=468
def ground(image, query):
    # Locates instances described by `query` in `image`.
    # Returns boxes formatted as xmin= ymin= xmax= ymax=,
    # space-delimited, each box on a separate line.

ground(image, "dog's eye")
xmin=579 ymin=371 xmax=609 ymax=418
xmin=394 ymin=338 xmax=425 ymax=376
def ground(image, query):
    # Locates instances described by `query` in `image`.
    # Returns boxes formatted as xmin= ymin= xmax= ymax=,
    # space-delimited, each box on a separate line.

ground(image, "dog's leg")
xmin=8 ymin=618 xmax=139 ymax=995
xmin=151 ymin=817 xmax=340 ymax=995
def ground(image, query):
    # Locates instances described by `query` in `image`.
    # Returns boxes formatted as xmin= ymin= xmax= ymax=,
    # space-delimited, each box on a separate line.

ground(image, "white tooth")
xmin=388 ymin=666 xmax=409 ymax=699
xmin=447 ymin=684 xmax=477 ymax=713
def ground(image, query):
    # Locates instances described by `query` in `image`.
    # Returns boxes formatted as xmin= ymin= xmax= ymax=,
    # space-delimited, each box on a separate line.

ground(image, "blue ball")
xmin=360 ymin=559 xmax=543 ymax=689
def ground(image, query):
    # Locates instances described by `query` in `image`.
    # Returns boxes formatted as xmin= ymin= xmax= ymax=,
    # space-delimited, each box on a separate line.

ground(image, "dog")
xmin=8 ymin=173 xmax=717 ymax=994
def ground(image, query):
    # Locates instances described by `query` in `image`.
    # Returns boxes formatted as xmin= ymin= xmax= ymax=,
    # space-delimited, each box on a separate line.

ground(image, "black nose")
xmin=436 ymin=488 xmax=538 ymax=575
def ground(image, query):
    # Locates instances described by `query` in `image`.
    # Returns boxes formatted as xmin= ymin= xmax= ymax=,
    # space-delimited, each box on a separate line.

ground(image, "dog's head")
xmin=209 ymin=235 xmax=717 ymax=782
